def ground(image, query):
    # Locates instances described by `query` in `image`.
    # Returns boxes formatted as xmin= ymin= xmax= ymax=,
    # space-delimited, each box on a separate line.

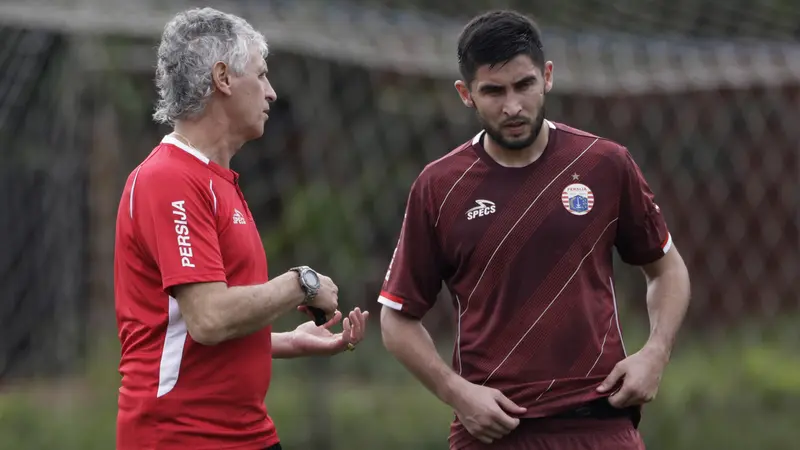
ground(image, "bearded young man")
xmin=377 ymin=10 xmax=690 ymax=450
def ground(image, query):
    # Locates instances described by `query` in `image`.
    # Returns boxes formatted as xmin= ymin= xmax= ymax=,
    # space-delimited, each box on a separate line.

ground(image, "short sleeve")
xmin=135 ymin=170 xmax=227 ymax=291
xmin=614 ymin=148 xmax=672 ymax=266
xmin=378 ymin=177 xmax=445 ymax=319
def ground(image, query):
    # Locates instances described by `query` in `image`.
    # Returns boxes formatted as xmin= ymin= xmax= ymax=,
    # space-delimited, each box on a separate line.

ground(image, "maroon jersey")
xmin=378 ymin=120 xmax=671 ymax=440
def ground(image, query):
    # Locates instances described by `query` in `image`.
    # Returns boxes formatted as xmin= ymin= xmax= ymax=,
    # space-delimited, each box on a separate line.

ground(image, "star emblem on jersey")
xmin=232 ymin=208 xmax=247 ymax=225
xmin=561 ymin=183 xmax=594 ymax=216
xmin=571 ymin=173 xmax=580 ymax=181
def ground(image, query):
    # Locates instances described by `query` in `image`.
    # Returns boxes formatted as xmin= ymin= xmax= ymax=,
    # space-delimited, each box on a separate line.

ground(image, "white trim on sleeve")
xmin=662 ymin=232 xmax=673 ymax=254
xmin=378 ymin=295 xmax=403 ymax=311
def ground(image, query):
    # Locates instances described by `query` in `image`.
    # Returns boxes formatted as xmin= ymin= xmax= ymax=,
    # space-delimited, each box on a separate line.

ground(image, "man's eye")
xmin=516 ymin=80 xmax=534 ymax=90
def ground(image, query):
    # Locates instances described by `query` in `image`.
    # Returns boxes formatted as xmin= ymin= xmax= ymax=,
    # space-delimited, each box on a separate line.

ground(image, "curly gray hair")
xmin=153 ymin=8 xmax=269 ymax=125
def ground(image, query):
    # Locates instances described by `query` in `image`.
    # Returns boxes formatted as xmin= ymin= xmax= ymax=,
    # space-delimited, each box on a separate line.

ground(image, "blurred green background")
xmin=1 ymin=1 xmax=798 ymax=449
xmin=3 ymin=313 xmax=800 ymax=449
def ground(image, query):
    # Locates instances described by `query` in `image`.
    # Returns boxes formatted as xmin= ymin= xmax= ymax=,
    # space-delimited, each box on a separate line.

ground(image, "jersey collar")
xmin=471 ymin=119 xmax=557 ymax=171
xmin=161 ymin=134 xmax=239 ymax=184
xmin=471 ymin=119 xmax=556 ymax=146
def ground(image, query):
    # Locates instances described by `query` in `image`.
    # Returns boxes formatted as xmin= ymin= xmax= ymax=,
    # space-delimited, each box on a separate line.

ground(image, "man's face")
xmin=228 ymin=45 xmax=277 ymax=140
xmin=457 ymin=55 xmax=553 ymax=150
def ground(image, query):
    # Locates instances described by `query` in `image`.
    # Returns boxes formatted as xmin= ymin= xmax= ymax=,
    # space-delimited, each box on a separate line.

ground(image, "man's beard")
xmin=479 ymin=104 xmax=546 ymax=151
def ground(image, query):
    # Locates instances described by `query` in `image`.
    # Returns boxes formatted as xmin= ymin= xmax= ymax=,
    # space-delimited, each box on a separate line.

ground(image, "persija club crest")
xmin=561 ymin=183 xmax=594 ymax=216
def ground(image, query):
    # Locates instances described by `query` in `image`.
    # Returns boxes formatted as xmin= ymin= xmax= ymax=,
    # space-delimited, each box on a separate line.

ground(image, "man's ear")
xmin=211 ymin=61 xmax=233 ymax=96
xmin=454 ymin=80 xmax=474 ymax=108
xmin=543 ymin=61 xmax=554 ymax=94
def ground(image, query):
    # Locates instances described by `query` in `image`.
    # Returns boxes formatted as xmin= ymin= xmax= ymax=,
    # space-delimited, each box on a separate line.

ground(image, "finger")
xmin=486 ymin=414 xmax=518 ymax=435
xmin=597 ymin=364 xmax=626 ymax=393
xmin=348 ymin=316 xmax=359 ymax=343
xmin=358 ymin=311 xmax=369 ymax=341
xmin=350 ymin=309 xmax=362 ymax=340
xmin=297 ymin=305 xmax=317 ymax=321
xmin=618 ymin=387 xmax=652 ymax=408
xmin=495 ymin=392 xmax=527 ymax=416
xmin=480 ymin=426 xmax=505 ymax=442
xmin=341 ymin=317 xmax=352 ymax=342
xmin=474 ymin=431 xmax=495 ymax=445
xmin=608 ymin=385 xmax=634 ymax=408
xmin=322 ymin=310 xmax=343 ymax=329
xmin=491 ymin=410 xmax=521 ymax=433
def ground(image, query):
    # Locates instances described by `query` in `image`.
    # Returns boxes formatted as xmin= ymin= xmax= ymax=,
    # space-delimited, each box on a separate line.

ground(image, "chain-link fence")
xmin=0 ymin=28 xmax=92 ymax=382
xmin=0 ymin=1 xmax=798 ymax=449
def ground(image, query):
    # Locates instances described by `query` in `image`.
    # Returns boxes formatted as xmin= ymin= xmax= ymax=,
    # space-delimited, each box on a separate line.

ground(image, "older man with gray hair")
xmin=113 ymin=8 xmax=369 ymax=450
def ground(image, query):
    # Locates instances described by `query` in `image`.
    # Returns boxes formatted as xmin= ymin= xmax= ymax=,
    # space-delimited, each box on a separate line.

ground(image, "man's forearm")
xmin=381 ymin=308 xmax=464 ymax=406
xmin=217 ymin=272 xmax=305 ymax=339
xmin=215 ymin=272 xmax=305 ymax=341
xmin=642 ymin=253 xmax=691 ymax=360
xmin=177 ymin=271 xmax=306 ymax=345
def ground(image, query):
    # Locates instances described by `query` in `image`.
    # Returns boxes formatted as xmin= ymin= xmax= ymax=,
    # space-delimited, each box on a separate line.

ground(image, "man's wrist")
xmin=439 ymin=372 xmax=467 ymax=407
xmin=289 ymin=266 xmax=320 ymax=305
xmin=642 ymin=339 xmax=671 ymax=364
xmin=286 ymin=330 xmax=302 ymax=358
xmin=278 ymin=270 xmax=307 ymax=307
xmin=272 ymin=331 xmax=302 ymax=359
xmin=290 ymin=269 xmax=309 ymax=305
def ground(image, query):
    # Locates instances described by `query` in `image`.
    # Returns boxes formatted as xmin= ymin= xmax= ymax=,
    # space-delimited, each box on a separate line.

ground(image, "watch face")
xmin=302 ymin=270 xmax=320 ymax=288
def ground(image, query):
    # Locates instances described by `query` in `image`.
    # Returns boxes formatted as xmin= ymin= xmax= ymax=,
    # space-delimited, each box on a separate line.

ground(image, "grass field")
xmin=1 ymin=317 xmax=799 ymax=449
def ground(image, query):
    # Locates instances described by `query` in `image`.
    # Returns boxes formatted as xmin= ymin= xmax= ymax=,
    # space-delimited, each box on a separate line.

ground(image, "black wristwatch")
xmin=290 ymin=266 xmax=321 ymax=305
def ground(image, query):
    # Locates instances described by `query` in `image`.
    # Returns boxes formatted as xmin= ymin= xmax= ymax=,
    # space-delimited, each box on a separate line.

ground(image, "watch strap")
xmin=291 ymin=266 xmax=319 ymax=305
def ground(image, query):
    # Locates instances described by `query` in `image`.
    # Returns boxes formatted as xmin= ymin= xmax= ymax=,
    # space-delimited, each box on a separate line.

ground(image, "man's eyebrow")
xmin=478 ymin=83 xmax=504 ymax=91
xmin=514 ymin=75 xmax=537 ymax=85
xmin=477 ymin=76 xmax=537 ymax=91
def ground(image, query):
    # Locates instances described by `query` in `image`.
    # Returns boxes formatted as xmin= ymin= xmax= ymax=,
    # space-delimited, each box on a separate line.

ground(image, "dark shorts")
xmin=264 ymin=444 xmax=282 ymax=450
xmin=451 ymin=399 xmax=645 ymax=450
xmin=451 ymin=416 xmax=645 ymax=450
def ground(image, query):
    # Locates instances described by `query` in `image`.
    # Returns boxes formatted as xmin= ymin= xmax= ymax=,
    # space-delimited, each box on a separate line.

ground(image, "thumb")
xmin=297 ymin=305 xmax=313 ymax=318
xmin=321 ymin=310 xmax=343 ymax=329
xmin=597 ymin=363 xmax=626 ymax=393
xmin=495 ymin=391 xmax=527 ymax=415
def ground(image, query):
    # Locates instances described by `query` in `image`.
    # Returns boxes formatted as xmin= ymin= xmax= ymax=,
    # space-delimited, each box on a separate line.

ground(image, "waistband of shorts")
xmin=516 ymin=415 xmax=635 ymax=435
xmin=448 ymin=415 xmax=636 ymax=449
xmin=450 ymin=411 xmax=636 ymax=443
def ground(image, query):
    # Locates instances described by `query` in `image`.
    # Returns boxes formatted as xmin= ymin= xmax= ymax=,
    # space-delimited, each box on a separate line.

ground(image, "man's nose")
xmin=503 ymin=95 xmax=524 ymax=117
xmin=264 ymin=81 xmax=277 ymax=103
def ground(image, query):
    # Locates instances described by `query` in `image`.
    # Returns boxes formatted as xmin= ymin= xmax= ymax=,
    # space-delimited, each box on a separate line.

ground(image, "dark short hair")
xmin=457 ymin=10 xmax=545 ymax=85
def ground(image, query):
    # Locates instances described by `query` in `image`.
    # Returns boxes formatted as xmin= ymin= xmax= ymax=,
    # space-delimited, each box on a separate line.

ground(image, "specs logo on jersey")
xmin=466 ymin=199 xmax=496 ymax=220
xmin=232 ymin=208 xmax=247 ymax=225
xmin=562 ymin=183 xmax=595 ymax=216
